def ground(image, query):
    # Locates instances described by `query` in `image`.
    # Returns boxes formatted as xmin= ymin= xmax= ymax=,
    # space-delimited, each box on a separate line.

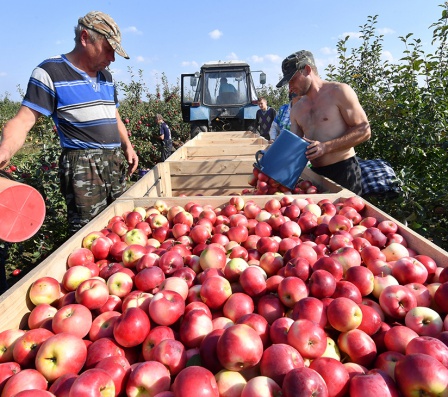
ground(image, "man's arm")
xmin=0 ymin=106 xmax=40 ymax=169
xmin=116 ymin=109 xmax=138 ymax=175
xmin=305 ymin=83 xmax=371 ymax=161
xmin=268 ymin=121 xmax=280 ymax=141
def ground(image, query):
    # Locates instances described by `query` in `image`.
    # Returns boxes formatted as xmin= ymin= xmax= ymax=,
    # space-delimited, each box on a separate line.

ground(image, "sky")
xmin=0 ymin=1 xmax=445 ymax=102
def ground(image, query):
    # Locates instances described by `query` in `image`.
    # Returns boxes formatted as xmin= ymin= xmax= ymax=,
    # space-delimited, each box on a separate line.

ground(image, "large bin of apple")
xmin=1 ymin=194 xmax=448 ymax=396
xmin=123 ymin=160 xmax=350 ymax=199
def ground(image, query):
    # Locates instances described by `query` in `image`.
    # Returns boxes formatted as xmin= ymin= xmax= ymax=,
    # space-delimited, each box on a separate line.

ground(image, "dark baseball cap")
xmin=78 ymin=11 xmax=129 ymax=59
xmin=276 ymin=50 xmax=316 ymax=88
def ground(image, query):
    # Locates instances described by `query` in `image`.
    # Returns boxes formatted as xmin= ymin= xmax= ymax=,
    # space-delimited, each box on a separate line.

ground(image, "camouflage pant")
xmin=59 ymin=148 xmax=127 ymax=234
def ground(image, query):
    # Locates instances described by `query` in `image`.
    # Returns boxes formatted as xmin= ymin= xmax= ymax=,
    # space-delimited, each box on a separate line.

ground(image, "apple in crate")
xmin=35 ymin=332 xmax=88 ymax=382
xmin=171 ymin=366 xmax=219 ymax=397
xmin=29 ymin=276 xmax=61 ymax=306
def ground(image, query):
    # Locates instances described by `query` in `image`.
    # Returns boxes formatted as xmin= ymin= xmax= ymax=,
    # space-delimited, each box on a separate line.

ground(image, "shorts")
xmin=311 ymin=156 xmax=362 ymax=195
xmin=59 ymin=147 xmax=127 ymax=234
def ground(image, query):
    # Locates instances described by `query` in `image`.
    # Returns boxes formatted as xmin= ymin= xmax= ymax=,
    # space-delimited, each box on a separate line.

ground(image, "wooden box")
xmin=1 ymin=195 xmax=447 ymax=332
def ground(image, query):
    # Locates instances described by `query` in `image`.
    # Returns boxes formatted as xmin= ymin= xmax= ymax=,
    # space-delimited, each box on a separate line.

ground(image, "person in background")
xmin=0 ymin=11 xmax=138 ymax=235
xmin=278 ymin=50 xmax=371 ymax=195
xmin=256 ymin=97 xmax=277 ymax=141
xmin=268 ymin=91 xmax=301 ymax=142
xmin=156 ymin=114 xmax=173 ymax=161
xmin=219 ymin=77 xmax=237 ymax=94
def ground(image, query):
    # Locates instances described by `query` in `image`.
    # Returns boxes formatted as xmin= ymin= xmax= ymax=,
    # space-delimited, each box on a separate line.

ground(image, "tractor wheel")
xmin=190 ymin=124 xmax=208 ymax=139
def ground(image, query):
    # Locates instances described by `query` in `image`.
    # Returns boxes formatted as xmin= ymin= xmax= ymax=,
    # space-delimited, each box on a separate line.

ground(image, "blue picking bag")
xmin=254 ymin=129 xmax=309 ymax=190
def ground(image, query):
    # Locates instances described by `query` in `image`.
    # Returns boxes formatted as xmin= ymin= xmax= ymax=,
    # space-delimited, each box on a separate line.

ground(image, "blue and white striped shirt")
xmin=22 ymin=55 xmax=121 ymax=150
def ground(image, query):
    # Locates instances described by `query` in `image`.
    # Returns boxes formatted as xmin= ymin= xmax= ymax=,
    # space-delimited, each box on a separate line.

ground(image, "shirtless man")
xmin=276 ymin=50 xmax=371 ymax=195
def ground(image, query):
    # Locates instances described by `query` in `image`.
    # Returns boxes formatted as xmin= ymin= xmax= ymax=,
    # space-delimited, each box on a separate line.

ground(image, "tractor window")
xmin=181 ymin=74 xmax=198 ymax=103
xmin=203 ymin=71 xmax=250 ymax=106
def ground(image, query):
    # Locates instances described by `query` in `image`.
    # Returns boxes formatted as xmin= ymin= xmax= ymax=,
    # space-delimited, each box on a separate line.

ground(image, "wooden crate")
xmin=122 ymin=161 xmax=350 ymax=198
xmin=1 ymin=195 xmax=447 ymax=332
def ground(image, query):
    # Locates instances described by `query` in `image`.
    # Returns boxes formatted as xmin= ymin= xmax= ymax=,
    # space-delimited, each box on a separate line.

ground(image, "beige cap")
xmin=78 ymin=11 xmax=129 ymax=59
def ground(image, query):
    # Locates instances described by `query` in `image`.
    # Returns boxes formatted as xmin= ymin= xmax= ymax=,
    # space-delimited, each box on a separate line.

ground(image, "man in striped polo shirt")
xmin=0 ymin=11 xmax=138 ymax=234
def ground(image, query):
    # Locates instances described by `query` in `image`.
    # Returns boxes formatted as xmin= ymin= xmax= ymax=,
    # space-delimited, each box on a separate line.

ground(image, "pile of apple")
xmin=1 ymin=194 xmax=448 ymax=397
xmin=244 ymin=167 xmax=319 ymax=195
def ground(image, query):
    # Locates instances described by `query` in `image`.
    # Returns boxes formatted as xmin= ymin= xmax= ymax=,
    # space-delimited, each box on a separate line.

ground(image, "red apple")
xmin=327 ymin=297 xmax=362 ymax=332
xmin=200 ymin=275 xmax=232 ymax=310
xmin=308 ymin=269 xmax=337 ymax=299
xmin=357 ymin=303 xmax=382 ymax=336
xmin=1 ymin=368 xmax=48 ymax=396
xmin=48 ymin=372 xmax=78 ymax=397
xmin=67 ymin=247 xmax=95 ymax=268
xmin=52 ymin=303 xmax=92 ymax=338
xmin=282 ymin=367 xmax=328 ymax=397
xmin=259 ymin=343 xmax=304 ymax=387
xmin=113 ymin=307 xmax=151 ymax=348
xmin=291 ymin=296 xmax=327 ymax=328
xmin=404 ymin=306 xmax=443 ymax=337
xmin=309 ymin=356 xmax=350 ymax=397
xmin=239 ymin=266 xmax=267 ymax=299
xmin=29 ymin=276 xmax=61 ymax=306
xmin=394 ymin=353 xmax=448 ymax=397
xmin=75 ymin=278 xmax=110 ymax=310
xmin=216 ymin=324 xmax=264 ymax=372
xmin=68 ymin=367 xmax=115 ymax=396
xmin=171 ymin=366 xmax=219 ymax=397
xmin=256 ymin=294 xmax=285 ymax=325
xmin=383 ymin=325 xmax=419 ymax=354
xmin=337 ymin=328 xmax=377 ymax=367
xmin=345 ymin=265 xmax=374 ymax=296
xmin=151 ymin=338 xmax=187 ymax=376
xmin=12 ymin=328 xmax=54 ymax=368
xmin=379 ymin=284 xmax=417 ymax=320
xmin=141 ymin=325 xmax=176 ymax=361
xmin=179 ymin=308 xmax=214 ymax=349
xmin=95 ymin=355 xmax=130 ymax=396
xmin=27 ymin=303 xmax=58 ymax=329
xmin=269 ymin=317 xmax=294 ymax=345
xmin=287 ymin=319 xmax=327 ymax=360
xmin=88 ymin=311 xmax=121 ymax=341
xmin=35 ymin=332 xmax=87 ymax=382
xmin=126 ymin=361 xmax=171 ymax=397
xmin=277 ymin=276 xmax=308 ymax=308
xmin=391 ymin=256 xmax=428 ymax=285
xmin=148 ymin=289 xmax=185 ymax=326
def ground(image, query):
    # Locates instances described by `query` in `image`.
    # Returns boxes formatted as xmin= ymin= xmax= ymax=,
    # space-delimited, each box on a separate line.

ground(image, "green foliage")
xmin=325 ymin=5 xmax=448 ymax=249
xmin=256 ymin=84 xmax=290 ymax=111
xmin=117 ymin=68 xmax=190 ymax=177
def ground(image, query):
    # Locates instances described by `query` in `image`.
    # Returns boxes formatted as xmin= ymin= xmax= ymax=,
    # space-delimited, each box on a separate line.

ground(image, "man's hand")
xmin=303 ymin=137 xmax=325 ymax=160
xmin=0 ymin=148 xmax=12 ymax=170
xmin=124 ymin=147 xmax=139 ymax=176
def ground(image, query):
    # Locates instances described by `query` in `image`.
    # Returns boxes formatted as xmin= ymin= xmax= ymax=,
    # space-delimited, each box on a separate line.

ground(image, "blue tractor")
xmin=181 ymin=60 xmax=266 ymax=138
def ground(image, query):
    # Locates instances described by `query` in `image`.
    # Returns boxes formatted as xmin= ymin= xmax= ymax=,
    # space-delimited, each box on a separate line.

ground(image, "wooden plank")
xmin=184 ymin=145 xmax=266 ymax=159
xmin=185 ymin=138 xmax=267 ymax=147
xmin=193 ymin=131 xmax=260 ymax=140
xmin=167 ymin=160 xmax=254 ymax=175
